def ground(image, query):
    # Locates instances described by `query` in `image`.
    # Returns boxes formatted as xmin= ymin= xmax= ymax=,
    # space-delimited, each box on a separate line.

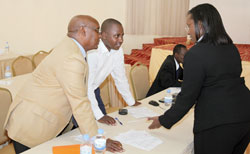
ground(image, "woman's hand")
xmin=148 ymin=116 xmax=162 ymax=129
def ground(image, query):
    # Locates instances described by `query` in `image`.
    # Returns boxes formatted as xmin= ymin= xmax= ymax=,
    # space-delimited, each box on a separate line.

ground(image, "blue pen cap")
xmin=166 ymin=89 xmax=171 ymax=93
xmin=98 ymin=128 xmax=104 ymax=134
xmin=83 ymin=134 xmax=89 ymax=141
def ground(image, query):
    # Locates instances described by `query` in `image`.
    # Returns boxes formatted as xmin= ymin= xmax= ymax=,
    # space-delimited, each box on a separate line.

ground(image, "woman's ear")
xmin=198 ymin=21 xmax=204 ymax=36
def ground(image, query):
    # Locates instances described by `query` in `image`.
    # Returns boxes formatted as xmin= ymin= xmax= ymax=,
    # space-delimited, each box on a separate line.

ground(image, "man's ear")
xmin=79 ymin=26 xmax=86 ymax=37
xmin=101 ymin=32 xmax=107 ymax=40
xmin=173 ymin=52 xmax=178 ymax=59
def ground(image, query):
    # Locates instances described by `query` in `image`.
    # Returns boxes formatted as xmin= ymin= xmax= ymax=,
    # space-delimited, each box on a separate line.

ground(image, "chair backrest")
xmin=108 ymin=64 xmax=134 ymax=108
xmin=130 ymin=62 xmax=150 ymax=100
xmin=12 ymin=56 xmax=34 ymax=76
xmin=0 ymin=88 xmax=12 ymax=144
xmin=32 ymin=50 xmax=49 ymax=67
xmin=48 ymin=48 xmax=53 ymax=54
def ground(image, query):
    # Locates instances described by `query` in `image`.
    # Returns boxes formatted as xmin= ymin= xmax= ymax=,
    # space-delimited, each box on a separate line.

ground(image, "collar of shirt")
xmin=72 ymin=38 xmax=87 ymax=58
xmin=197 ymin=35 xmax=204 ymax=43
xmin=174 ymin=57 xmax=179 ymax=71
xmin=98 ymin=39 xmax=116 ymax=54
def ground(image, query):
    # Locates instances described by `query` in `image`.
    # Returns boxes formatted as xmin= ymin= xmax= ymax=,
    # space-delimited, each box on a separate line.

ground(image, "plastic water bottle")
xmin=80 ymin=134 xmax=92 ymax=154
xmin=4 ymin=66 xmax=12 ymax=79
xmin=4 ymin=42 xmax=9 ymax=54
xmin=94 ymin=129 xmax=106 ymax=154
xmin=164 ymin=89 xmax=173 ymax=106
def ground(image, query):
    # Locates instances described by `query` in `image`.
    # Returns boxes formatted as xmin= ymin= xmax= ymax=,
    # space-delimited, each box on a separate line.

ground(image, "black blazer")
xmin=159 ymin=43 xmax=250 ymax=133
xmin=147 ymin=55 xmax=183 ymax=97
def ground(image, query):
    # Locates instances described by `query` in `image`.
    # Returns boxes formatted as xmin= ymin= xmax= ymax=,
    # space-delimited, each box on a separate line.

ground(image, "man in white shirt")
xmin=87 ymin=18 xmax=141 ymax=125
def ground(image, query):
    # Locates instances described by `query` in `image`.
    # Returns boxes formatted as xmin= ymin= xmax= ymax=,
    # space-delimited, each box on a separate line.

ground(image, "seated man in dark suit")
xmin=146 ymin=44 xmax=187 ymax=97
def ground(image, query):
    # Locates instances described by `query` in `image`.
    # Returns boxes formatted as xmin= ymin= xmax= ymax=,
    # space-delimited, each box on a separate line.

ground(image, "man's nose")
xmin=119 ymin=36 xmax=123 ymax=43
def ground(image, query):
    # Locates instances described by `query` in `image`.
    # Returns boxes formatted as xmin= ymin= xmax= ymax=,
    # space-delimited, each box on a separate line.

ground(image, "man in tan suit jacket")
xmin=4 ymin=15 xmax=123 ymax=153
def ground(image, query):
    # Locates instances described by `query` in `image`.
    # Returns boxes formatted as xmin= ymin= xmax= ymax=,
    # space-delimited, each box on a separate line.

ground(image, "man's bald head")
xmin=101 ymin=18 xmax=122 ymax=33
xmin=67 ymin=15 xmax=98 ymax=36
xmin=67 ymin=15 xmax=100 ymax=51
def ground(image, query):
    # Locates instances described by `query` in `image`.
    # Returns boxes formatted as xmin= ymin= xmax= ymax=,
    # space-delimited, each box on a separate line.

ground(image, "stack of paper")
xmin=114 ymin=130 xmax=162 ymax=151
xmin=128 ymin=107 xmax=159 ymax=118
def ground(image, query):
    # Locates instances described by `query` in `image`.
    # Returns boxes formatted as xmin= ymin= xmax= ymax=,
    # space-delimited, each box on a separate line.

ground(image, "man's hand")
xmin=133 ymin=101 xmax=141 ymax=106
xmin=148 ymin=116 xmax=162 ymax=129
xmin=98 ymin=115 xmax=116 ymax=125
xmin=106 ymin=138 xmax=124 ymax=153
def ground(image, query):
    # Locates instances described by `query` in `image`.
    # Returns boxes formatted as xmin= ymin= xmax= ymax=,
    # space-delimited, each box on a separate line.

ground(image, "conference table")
xmin=0 ymin=75 xmax=194 ymax=154
xmin=0 ymin=74 xmax=31 ymax=97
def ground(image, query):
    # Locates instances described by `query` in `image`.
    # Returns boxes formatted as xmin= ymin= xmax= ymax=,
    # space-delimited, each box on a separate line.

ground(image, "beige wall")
xmin=0 ymin=0 xmax=249 ymax=55
xmin=0 ymin=0 xmax=181 ymax=55
xmin=0 ymin=0 xmax=126 ymax=54
xmin=189 ymin=0 xmax=250 ymax=44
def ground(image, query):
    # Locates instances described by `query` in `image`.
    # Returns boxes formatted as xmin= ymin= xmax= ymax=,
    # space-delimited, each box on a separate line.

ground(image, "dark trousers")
xmin=13 ymin=140 xmax=30 ymax=154
xmin=95 ymin=87 xmax=107 ymax=115
xmin=194 ymin=121 xmax=250 ymax=154
xmin=12 ymin=123 xmax=72 ymax=154
xmin=72 ymin=87 xmax=106 ymax=128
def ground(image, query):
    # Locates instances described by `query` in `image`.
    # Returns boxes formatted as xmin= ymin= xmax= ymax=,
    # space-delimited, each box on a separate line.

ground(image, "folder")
xmin=52 ymin=144 xmax=95 ymax=154
xmin=52 ymin=144 xmax=80 ymax=154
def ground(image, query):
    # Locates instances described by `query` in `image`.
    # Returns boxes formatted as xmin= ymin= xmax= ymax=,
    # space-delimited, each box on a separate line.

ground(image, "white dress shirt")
xmin=174 ymin=58 xmax=180 ymax=71
xmin=72 ymin=38 xmax=86 ymax=58
xmin=87 ymin=40 xmax=135 ymax=120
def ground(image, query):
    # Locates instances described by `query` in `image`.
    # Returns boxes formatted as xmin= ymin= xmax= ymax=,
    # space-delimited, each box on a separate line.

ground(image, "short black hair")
xmin=101 ymin=18 xmax=122 ymax=33
xmin=188 ymin=3 xmax=232 ymax=45
xmin=173 ymin=44 xmax=187 ymax=55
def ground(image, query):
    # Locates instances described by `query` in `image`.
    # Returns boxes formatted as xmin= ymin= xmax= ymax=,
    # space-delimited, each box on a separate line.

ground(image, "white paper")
xmin=128 ymin=107 xmax=159 ymax=118
xmin=182 ymin=141 xmax=194 ymax=154
xmin=114 ymin=130 xmax=162 ymax=151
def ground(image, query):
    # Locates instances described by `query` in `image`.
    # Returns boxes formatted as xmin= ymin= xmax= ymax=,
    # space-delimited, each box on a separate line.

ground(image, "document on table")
xmin=114 ymin=130 xmax=163 ymax=151
xmin=128 ymin=107 xmax=159 ymax=118
xmin=182 ymin=141 xmax=194 ymax=154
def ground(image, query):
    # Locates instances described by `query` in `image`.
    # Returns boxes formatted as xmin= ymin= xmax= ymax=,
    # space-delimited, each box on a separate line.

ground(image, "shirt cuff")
xmin=93 ymin=108 xmax=104 ymax=120
xmin=126 ymin=97 xmax=135 ymax=106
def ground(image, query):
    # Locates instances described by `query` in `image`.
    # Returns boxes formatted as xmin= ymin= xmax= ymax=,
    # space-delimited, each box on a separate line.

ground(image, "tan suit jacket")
xmin=4 ymin=37 xmax=98 ymax=147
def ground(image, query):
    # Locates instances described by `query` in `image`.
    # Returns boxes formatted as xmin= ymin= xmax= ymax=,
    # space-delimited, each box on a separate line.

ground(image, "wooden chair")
xmin=48 ymin=48 xmax=53 ymax=54
xmin=0 ymin=143 xmax=15 ymax=154
xmin=12 ymin=56 xmax=34 ymax=76
xmin=32 ymin=50 xmax=49 ymax=67
xmin=245 ymin=143 xmax=250 ymax=154
xmin=130 ymin=62 xmax=150 ymax=101
xmin=100 ymin=76 xmax=119 ymax=114
xmin=0 ymin=88 xmax=12 ymax=145
xmin=108 ymin=64 xmax=133 ymax=108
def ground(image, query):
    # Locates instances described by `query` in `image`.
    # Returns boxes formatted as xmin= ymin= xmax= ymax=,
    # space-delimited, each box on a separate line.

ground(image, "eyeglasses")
xmin=81 ymin=25 xmax=100 ymax=34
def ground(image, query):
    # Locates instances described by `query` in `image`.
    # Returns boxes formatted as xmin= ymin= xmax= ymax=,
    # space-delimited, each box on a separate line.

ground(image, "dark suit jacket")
xmin=159 ymin=43 xmax=250 ymax=133
xmin=147 ymin=55 xmax=183 ymax=97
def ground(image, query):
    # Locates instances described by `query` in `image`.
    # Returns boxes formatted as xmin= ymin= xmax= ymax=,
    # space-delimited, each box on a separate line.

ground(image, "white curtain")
xmin=126 ymin=0 xmax=190 ymax=36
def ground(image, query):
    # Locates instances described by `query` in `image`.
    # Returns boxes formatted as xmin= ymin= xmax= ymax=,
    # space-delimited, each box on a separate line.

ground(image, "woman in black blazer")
xmin=148 ymin=3 xmax=250 ymax=154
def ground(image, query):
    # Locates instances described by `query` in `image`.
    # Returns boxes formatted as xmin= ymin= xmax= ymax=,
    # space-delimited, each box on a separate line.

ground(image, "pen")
xmin=115 ymin=117 xmax=123 ymax=125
